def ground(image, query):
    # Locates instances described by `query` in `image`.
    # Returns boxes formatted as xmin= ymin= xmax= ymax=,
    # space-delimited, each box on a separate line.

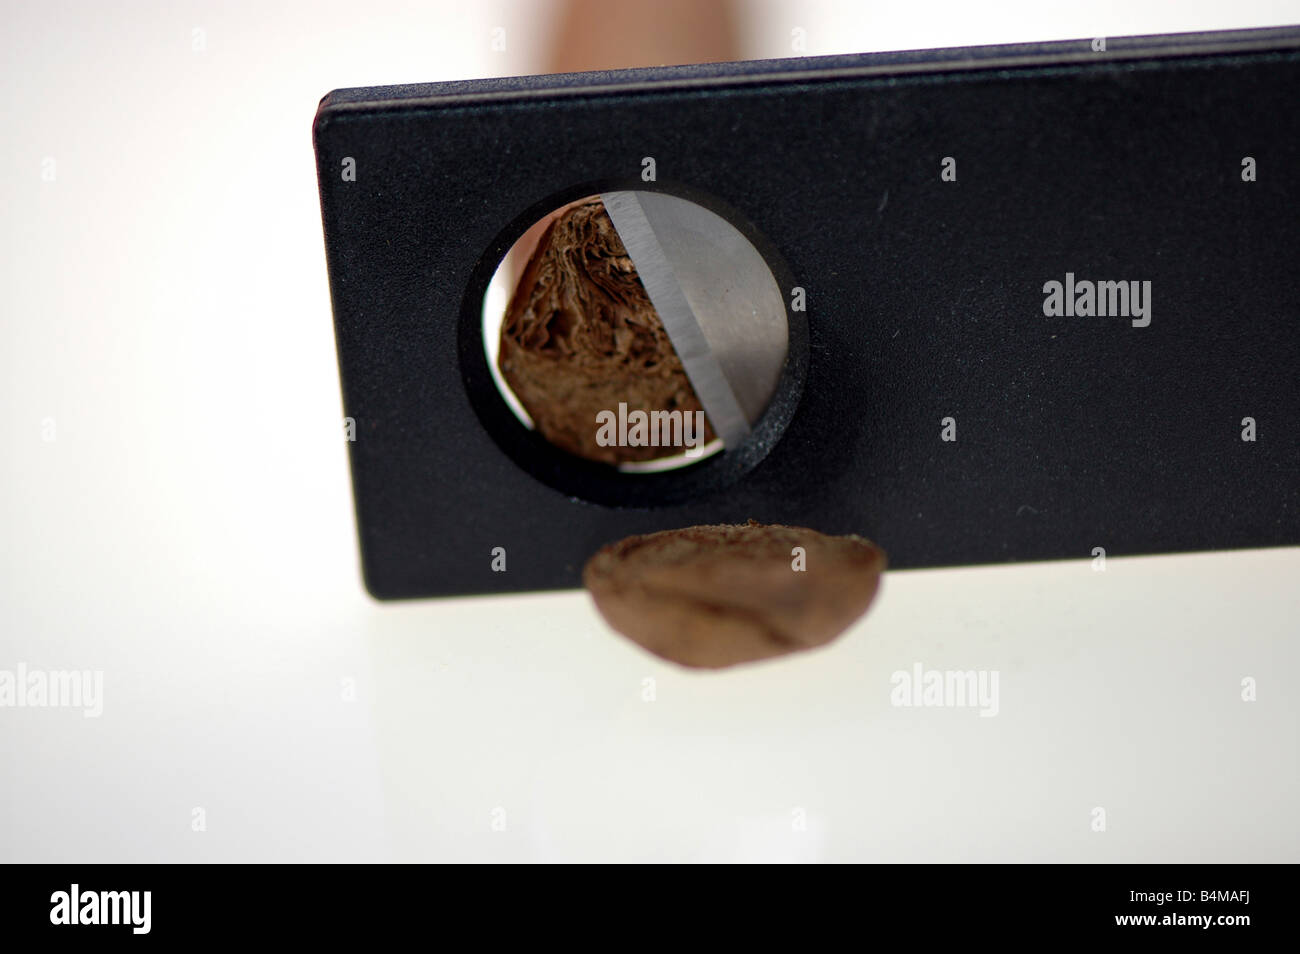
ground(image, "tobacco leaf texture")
xmin=498 ymin=196 xmax=715 ymax=464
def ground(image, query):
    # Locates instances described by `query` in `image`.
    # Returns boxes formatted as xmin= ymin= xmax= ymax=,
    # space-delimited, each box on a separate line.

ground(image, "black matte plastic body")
xmin=314 ymin=27 xmax=1300 ymax=599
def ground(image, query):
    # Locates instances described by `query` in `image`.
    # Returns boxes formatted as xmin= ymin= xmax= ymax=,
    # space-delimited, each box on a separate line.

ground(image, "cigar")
xmin=497 ymin=196 xmax=716 ymax=465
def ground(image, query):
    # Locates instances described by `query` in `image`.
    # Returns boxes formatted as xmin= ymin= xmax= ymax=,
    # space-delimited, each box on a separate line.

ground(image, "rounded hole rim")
xmin=457 ymin=177 xmax=808 ymax=509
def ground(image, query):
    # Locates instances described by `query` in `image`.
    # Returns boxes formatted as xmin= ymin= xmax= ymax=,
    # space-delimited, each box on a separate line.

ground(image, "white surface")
xmin=2 ymin=0 xmax=1298 ymax=862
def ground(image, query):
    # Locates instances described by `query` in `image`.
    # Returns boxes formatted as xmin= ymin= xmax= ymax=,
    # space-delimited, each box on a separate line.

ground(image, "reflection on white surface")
xmin=368 ymin=549 xmax=1299 ymax=862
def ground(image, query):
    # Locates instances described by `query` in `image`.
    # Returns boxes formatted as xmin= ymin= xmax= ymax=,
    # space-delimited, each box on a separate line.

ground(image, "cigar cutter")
xmin=313 ymin=26 xmax=1300 ymax=599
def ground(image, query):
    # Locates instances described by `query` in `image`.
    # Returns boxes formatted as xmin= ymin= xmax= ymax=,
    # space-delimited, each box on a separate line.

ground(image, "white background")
xmin=2 ymin=0 xmax=1297 ymax=862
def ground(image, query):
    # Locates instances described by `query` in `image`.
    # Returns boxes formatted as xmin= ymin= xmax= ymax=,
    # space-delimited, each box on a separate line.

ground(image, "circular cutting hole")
xmin=481 ymin=191 xmax=788 ymax=474
xmin=460 ymin=181 xmax=808 ymax=508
